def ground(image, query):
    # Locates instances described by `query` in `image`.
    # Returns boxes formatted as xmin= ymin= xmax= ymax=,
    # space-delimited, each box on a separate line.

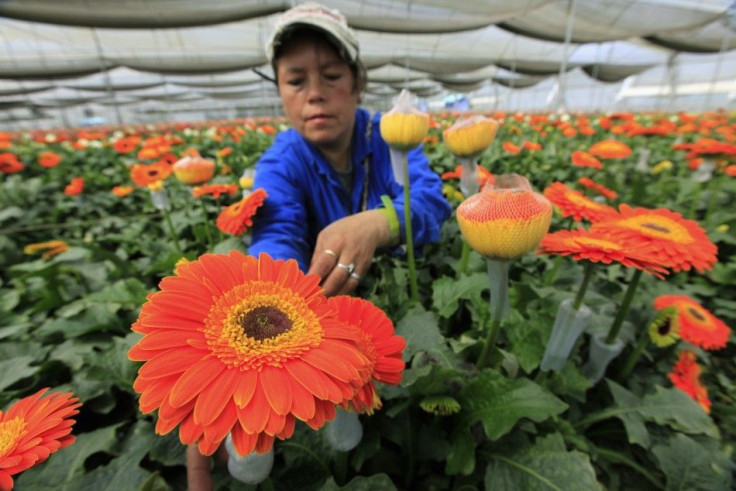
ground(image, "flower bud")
xmin=379 ymin=89 xmax=429 ymax=151
xmin=443 ymin=115 xmax=499 ymax=158
xmin=173 ymin=155 xmax=215 ymax=185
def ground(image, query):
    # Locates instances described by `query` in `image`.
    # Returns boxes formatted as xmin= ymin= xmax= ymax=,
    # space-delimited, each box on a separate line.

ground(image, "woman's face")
xmin=276 ymin=36 xmax=360 ymax=154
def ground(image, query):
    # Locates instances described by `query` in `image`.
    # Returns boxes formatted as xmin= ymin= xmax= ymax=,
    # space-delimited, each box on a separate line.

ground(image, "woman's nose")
xmin=305 ymin=77 xmax=326 ymax=102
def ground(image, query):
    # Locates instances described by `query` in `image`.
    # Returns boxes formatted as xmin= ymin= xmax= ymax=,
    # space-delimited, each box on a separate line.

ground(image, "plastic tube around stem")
xmin=476 ymin=259 xmax=510 ymax=369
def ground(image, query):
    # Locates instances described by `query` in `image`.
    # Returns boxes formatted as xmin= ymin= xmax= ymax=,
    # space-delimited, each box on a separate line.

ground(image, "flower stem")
xmin=457 ymin=241 xmax=471 ymax=276
xmin=618 ymin=330 xmax=650 ymax=380
xmin=543 ymin=255 xmax=562 ymax=286
xmin=476 ymin=259 xmax=510 ymax=370
xmin=687 ymin=182 xmax=703 ymax=219
xmin=198 ymin=198 xmax=214 ymax=251
xmin=162 ymin=208 xmax=183 ymax=254
xmin=604 ymin=269 xmax=643 ymax=344
xmin=402 ymin=151 xmax=419 ymax=304
xmin=704 ymin=174 xmax=723 ymax=229
xmin=573 ymin=262 xmax=595 ymax=311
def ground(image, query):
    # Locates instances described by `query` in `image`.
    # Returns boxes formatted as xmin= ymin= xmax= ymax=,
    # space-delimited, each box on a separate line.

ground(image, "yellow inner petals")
xmin=684 ymin=305 xmax=715 ymax=331
xmin=0 ymin=417 xmax=26 ymax=458
xmin=565 ymin=191 xmax=606 ymax=209
xmin=618 ymin=215 xmax=693 ymax=243
xmin=570 ymin=236 xmax=622 ymax=251
xmin=204 ymin=281 xmax=323 ymax=370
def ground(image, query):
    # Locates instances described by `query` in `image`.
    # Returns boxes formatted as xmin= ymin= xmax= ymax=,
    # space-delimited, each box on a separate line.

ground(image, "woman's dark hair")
xmin=270 ymin=26 xmax=367 ymax=94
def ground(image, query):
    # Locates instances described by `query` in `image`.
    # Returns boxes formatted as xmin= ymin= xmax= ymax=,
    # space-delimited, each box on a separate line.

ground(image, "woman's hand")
xmin=307 ymin=210 xmax=393 ymax=296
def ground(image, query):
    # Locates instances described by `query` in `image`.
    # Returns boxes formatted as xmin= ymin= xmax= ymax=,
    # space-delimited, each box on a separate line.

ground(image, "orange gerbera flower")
xmin=654 ymin=295 xmax=730 ymax=350
xmin=441 ymin=164 xmax=494 ymax=187
xmin=543 ymin=182 xmax=617 ymax=223
xmin=128 ymin=252 xmax=369 ymax=456
xmin=522 ymin=140 xmax=542 ymax=152
xmin=502 ymin=141 xmax=521 ymax=154
xmin=668 ymin=350 xmax=710 ymax=413
xmin=112 ymin=185 xmax=134 ymax=197
xmin=725 ymin=164 xmax=736 ymax=177
xmin=577 ymin=177 xmax=618 ymax=200
xmin=0 ymin=388 xmax=81 ymax=490
xmin=0 ymin=153 xmax=24 ymax=174
xmin=571 ymin=150 xmax=602 ymax=170
xmin=589 ymin=139 xmax=632 ymax=159
xmin=23 ymin=240 xmax=69 ymax=259
xmin=63 ymin=177 xmax=84 ymax=196
xmin=38 ymin=151 xmax=62 ymax=168
xmin=216 ymin=188 xmax=267 ymax=236
xmin=328 ymin=296 xmax=405 ymax=414
xmin=158 ymin=153 xmax=179 ymax=167
xmin=590 ymin=204 xmax=717 ymax=273
xmin=113 ymin=136 xmax=141 ymax=154
xmin=537 ymin=228 xmax=668 ymax=279
xmin=130 ymin=162 xmax=173 ymax=187
xmin=192 ymin=183 xmax=239 ymax=199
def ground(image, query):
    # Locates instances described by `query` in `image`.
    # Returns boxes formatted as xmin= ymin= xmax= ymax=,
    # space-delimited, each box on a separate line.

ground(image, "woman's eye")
xmin=324 ymin=73 xmax=342 ymax=81
xmin=287 ymin=78 xmax=304 ymax=86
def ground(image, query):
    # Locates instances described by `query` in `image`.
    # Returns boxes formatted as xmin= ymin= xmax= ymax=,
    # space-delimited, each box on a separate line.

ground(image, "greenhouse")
xmin=1 ymin=1 xmax=735 ymax=490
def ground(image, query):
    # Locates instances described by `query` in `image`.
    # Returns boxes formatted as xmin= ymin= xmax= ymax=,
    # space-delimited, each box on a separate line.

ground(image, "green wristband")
xmin=379 ymin=195 xmax=401 ymax=244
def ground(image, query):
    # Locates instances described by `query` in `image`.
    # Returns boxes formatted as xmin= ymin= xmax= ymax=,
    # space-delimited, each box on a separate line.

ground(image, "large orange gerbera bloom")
xmin=0 ymin=389 xmax=80 ymax=490
xmin=538 ymin=228 xmax=668 ymax=279
xmin=328 ymin=296 xmax=405 ymax=414
xmin=130 ymin=162 xmax=173 ymax=187
xmin=216 ymin=188 xmax=267 ymax=236
xmin=38 ymin=151 xmax=62 ymax=168
xmin=577 ymin=177 xmax=618 ymax=200
xmin=654 ymin=295 xmax=730 ymax=350
xmin=590 ymin=204 xmax=717 ymax=273
xmin=668 ymin=350 xmax=710 ymax=413
xmin=128 ymin=252 xmax=369 ymax=457
xmin=589 ymin=139 xmax=632 ymax=159
xmin=571 ymin=150 xmax=603 ymax=169
xmin=543 ymin=182 xmax=617 ymax=223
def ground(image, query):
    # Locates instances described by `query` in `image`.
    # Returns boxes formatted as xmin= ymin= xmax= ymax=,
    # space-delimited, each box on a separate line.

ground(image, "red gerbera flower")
xmin=112 ymin=185 xmax=134 ymax=197
xmin=328 ymin=296 xmax=405 ymax=414
xmin=654 ymin=295 xmax=730 ymax=350
xmin=502 ymin=141 xmax=521 ymax=154
xmin=113 ymin=136 xmax=141 ymax=154
xmin=589 ymin=139 xmax=632 ymax=159
xmin=440 ymin=164 xmax=494 ymax=187
xmin=0 ymin=389 xmax=81 ymax=490
xmin=571 ymin=150 xmax=603 ymax=170
xmin=130 ymin=162 xmax=173 ymax=187
xmin=192 ymin=183 xmax=239 ymax=199
xmin=128 ymin=252 xmax=369 ymax=456
xmin=590 ymin=204 xmax=717 ymax=273
xmin=0 ymin=153 xmax=24 ymax=174
xmin=216 ymin=188 xmax=267 ymax=236
xmin=38 ymin=151 xmax=62 ymax=168
xmin=64 ymin=177 xmax=84 ymax=196
xmin=668 ymin=350 xmax=710 ymax=413
xmin=577 ymin=177 xmax=618 ymax=200
xmin=543 ymin=182 xmax=617 ymax=223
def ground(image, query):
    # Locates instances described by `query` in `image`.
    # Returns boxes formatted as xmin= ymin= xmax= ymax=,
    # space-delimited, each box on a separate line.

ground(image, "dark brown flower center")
xmin=658 ymin=319 xmax=672 ymax=335
xmin=687 ymin=306 xmax=706 ymax=321
xmin=641 ymin=222 xmax=670 ymax=233
xmin=241 ymin=306 xmax=292 ymax=341
xmin=147 ymin=170 xmax=159 ymax=177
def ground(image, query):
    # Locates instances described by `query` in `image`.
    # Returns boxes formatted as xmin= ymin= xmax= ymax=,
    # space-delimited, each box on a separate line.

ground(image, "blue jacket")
xmin=248 ymin=108 xmax=451 ymax=272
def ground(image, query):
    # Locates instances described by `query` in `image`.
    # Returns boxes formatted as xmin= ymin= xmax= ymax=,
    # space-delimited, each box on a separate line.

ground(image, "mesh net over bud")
xmin=443 ymin=115 xmax=499 ymax=158
xmin=379 ymin=89 xmax=429 ymax=151
xmin=457 ymin=174 xmax=552 ymax=260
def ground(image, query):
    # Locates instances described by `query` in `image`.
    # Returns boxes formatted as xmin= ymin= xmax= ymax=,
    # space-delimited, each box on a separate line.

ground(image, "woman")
xmin=188 ymin=3 xmax=450 ymax=488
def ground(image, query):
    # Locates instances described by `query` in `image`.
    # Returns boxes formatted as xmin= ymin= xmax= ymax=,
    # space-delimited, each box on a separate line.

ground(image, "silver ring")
xmin=336 ymin=262 xmax=355 ymax=275
xmin=323 ymin=249 xmax=338 ymax=258
xmin=349 ymin=272 xmax=361 ymax=281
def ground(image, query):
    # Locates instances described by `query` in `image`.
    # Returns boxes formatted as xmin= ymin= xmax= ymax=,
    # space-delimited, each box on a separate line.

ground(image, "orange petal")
xmin=239 ymin=383 xmax=270 ymax=434
xmin=137 ymin=347 xmax=204 ymax=379
xmin=194 ymin=368 xmax=239 ymax=426
xmin=202 ymin=401 xmax=238 ymax=446
xmin=260 ymin=366 xmax=293 ymax=416
xmin=301 ymin=348 xmax=353 ymax=383
xmin=288 ymin=376 xmax=316 ymax=421
xmin=230 ymin=424 xmax=258 ymax=457
xmin=233 ymin=370 xmax=258 ymax=408
xmin=284 ymin=359 xmax=329 ymax=400
xmin=169 ymin=356 xmax=226 ymax=408
xmin=179 ymin=412 xmax=204 ymax=444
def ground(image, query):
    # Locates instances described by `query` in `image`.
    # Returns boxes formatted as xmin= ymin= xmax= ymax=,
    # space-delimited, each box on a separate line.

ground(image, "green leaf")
xmin=37 ymin=304 xmax=125 ymax=338
xmin=395 ymin=306 xmax=444 ymax=361
xmin=148 ymin=430 xmax=186 ymax=467
xmin=215 ymin=236 xmax=248 ymax=254
xmin=459 ymin=370 xmax=567 ymax=441
xmin=321 ymin=473 xmax=397 ymax=490
xmin=486 ymin=434 xmax=601 ymax=491
xmin=606 ymin=381 xmax=651 ymax=448
xmin=0 ymin=356 xmax=38 ymax=391
xmin=84 ymin=278 xmax=148 ymax=305
xmin=16 ymin=424 xmax=122 ymax=490
xmin=504 ymin=314 xmax=546 ymax=373
xmin=652 ymin=433 xmax=733 ymax=491
xmin=84 ymin=334 xmax=140 ymax=391
xmin=446 ymin=426 xmax=476 ymax=476
xmin=432 ymin=273 xmax=487 ymax=318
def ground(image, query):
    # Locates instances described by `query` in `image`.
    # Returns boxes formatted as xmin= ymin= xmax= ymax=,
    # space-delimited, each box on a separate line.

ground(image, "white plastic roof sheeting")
xmin=0 ymin=0 xmax=735 ymax=129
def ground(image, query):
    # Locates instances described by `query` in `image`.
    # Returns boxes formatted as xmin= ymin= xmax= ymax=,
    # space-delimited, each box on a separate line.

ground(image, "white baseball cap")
xmin=266 ymin=2 xmax=360 ymax=64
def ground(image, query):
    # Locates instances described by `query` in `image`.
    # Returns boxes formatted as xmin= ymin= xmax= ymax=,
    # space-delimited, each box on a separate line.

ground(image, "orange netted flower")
xmin=112 ymin=185 xmax=134 ymax=197
xmin=0 ymin=388 xmax=81 ymax=490
xmin=571 ymin=150 xmax=602 ymax=170
xmin=216 ymin=188 xmax=268 ymax=236
xmin=23 ymin=240 xmax=69 ymax=259
xmin=590 ymin=204 xmax=717 ymax=273
xmin=668 ymin=350 xmax=710 ymax=413
xmin=328 ymin=296 xmax=405 ymax=415
xmin=654 ymin=295 xmax=730 ymax=350
xmin=192 ymin=183 xmax=239 ymax=199
xmin=173 ymin=155 xmax=216 ymax=185
xmin=543 ymin=182 xmax=617 ymax=223
xmin=537 ymin=228 xmax=668 ymax=279
xmin=577 ymin=177 xmax=618 ymax=200
xmin=113 ymin=136 xmax=141 ymax=154
xmin=588 ymin=139 xmax=632 ymax=159
xmin=128 ymin=252 xmax=369 ymax=456
xmin=38 ymin=151 xmax=62 ymax=168
xmin=130 ymin=162 xmax=173 ymax=187
xmin=0 ymin=153 xmax=24 ymax=174
xmin=457 ymin=174 xmax=552 ymax=260
xmin=502 ymin=141 xmax=521 ymax=154
xmin=64 ymin=177 xmax=84 ymax=196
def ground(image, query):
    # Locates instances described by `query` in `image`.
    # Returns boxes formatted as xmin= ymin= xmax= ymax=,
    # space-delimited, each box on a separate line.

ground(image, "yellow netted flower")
xmin=23 ymin=240 xmax=69 ymax=259
xmin=379 ymin=90 xmax=429 ymax=151
xmin=443 ymin=115 xmax=499 ymax=158
xmin=652 ymin=160 xmax=673 ymax=174
xmin=173 ymin=155 xmax=215 ymax=185
xmin=457 ymin=174 xmax=552 ymax=260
